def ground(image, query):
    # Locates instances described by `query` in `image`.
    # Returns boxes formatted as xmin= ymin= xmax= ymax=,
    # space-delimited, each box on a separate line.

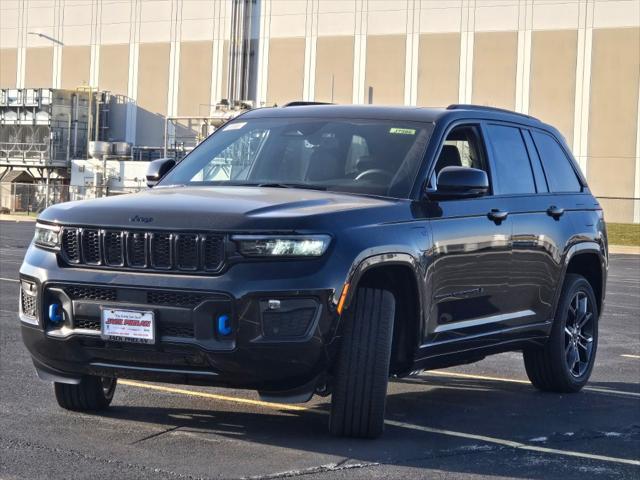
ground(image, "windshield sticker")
xmin=224 ymin=122 xmax=247 ymax=131
xmin=389 ymin=127 xmax=416 ymax=135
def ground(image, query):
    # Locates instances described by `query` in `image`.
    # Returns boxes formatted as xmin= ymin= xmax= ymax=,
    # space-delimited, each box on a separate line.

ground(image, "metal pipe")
xmin=65 ymin=99 xmax=71 ymax=164
xmin=163 ymin=118 xmax=169 ymax=158
xmin=94 ymin=93 xmax=100 ymax=142
xmin=72 ymin=92 xmax=78 ymax=158
xmin=242 ymin=0 xmax=252 ymax=101
xmin=86 ymin=88 xmax=92 ymax=159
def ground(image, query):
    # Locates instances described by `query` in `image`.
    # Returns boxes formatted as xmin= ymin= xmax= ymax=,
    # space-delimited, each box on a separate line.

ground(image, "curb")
xmin=609 ymin=245 xmax=640 ymax=255
xmin=0 ymin=214 xmax=37 ymax=222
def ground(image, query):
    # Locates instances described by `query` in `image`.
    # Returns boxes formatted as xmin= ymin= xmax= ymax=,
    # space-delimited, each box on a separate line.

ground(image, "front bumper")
xmin=19 ymin=245 xmax=346 ymax=393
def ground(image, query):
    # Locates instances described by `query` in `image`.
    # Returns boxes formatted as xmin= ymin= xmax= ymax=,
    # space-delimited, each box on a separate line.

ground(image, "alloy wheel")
xmin=564 ymin=291 xmax=595 ymax=378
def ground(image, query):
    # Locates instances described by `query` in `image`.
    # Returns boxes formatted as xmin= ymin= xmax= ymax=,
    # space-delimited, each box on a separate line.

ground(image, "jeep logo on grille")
xmin=129 ymin=215 xmax=154 ymax=223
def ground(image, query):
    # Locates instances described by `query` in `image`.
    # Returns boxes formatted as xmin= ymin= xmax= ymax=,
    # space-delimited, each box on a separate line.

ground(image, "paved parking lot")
xmin=1 ymin=220 xmax=638 ymax=479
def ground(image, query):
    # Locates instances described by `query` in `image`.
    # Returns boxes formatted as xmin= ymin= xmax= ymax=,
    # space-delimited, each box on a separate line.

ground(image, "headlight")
xmin=233 ymin=235 xmax=331 ymax=257
xmin=34 ymin=223 xmax=61 ymax=250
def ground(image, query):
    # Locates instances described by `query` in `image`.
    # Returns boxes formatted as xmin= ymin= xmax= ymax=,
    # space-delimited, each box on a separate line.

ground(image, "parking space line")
xmin=621 ymin=354 xmax=640 ymax=359
xmin=120 ymin=380 xmax=640 ymax=467
xmin=425 ymin=370 xmax=528 ymax=384
xmin=423 ymin=371 xmax=640 ymax=398
xmin=118 ymin=380 xmax=310 ymax=411
xmin=0 ymin=277 xmax=18 ymax=283
xmin=386 ymin=420 xmax=640 ymax=467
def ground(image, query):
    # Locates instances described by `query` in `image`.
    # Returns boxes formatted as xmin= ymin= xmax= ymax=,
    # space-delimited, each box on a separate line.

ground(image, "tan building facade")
xmin=1 ymin=0 xmax=639 ymax=222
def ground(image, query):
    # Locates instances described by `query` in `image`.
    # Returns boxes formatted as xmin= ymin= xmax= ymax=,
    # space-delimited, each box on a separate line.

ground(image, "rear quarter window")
xmin=531 ymin=131 xmax=582 ymax=193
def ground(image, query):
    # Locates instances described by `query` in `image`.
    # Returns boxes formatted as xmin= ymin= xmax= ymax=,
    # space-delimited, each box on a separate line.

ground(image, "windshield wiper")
xmin=255 ymin=182 xmax=327 ymax=191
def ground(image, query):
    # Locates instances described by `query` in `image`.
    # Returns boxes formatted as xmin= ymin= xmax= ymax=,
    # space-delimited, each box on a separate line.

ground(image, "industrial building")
xmin=0 ymin=0 xmax=638 ymax=222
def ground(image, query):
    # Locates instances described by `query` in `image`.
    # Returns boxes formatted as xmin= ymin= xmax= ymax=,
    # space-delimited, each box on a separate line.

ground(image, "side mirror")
xmin=426 ymin=166 xmax=489 ymax=200
xmin=146 ymin=158 xmax=176 ymax=188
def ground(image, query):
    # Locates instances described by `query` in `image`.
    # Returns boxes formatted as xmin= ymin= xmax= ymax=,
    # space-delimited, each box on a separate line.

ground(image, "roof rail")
xmin=446 ymin=104 xmax=539 ymax=121
xmin=282 ymin=101 xmax=334 ymax=107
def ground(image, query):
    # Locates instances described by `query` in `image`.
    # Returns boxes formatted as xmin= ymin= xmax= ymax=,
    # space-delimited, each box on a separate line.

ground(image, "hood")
xmin=39 ymin=186 xmax=407 ymax=231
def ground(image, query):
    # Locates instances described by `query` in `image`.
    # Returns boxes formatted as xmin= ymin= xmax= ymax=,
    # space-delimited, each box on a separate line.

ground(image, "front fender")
xmin=341 ymin=249 xmax=424 ymax=314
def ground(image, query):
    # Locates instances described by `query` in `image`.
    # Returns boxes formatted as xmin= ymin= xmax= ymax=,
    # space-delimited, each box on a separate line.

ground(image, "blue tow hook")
xmin=48 ymin=304 xmax=63 ymax=324
xmin=217 ymin=314 xmax=232 ymax=336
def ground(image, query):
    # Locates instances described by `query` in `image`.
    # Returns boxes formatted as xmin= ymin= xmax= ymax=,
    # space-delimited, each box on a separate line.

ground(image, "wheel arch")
xmin=560 ymin=242 xmax=607 ymax=316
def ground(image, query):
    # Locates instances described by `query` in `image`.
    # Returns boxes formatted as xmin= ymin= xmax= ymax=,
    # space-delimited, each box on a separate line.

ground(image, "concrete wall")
xmin=0 ymin=48 xmax=17 ymax=88
xmin=529 ymin=30 xmax=578 ymax=145
xmin=417 ymin=33 xmax=460 ymax=107
xmin=587 ymin=27 xmax=640 ymax=223
xmin=472 ymin=32 xmax=518 ymax=110
xmin=314 ymin=36 xmax=354 ymax=104
xmin=267 ymin=37 xmax=305 ymax=105
xmin=61 ymin=45 xmax=91 ymax=90
xmin=135 ymin=42 xmax=170 ymax=147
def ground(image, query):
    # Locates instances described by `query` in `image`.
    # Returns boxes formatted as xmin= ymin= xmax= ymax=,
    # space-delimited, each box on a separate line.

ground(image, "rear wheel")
xmin=524 ymin=274 xmax=598 ymax=393
xmin=54 ymin=376 xmax=117 ymax=411
xmin=329 ymin=287 xmax=395 ymax=438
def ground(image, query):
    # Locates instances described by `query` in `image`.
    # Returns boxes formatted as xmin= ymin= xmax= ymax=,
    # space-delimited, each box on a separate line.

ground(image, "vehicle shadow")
xmin=97 ymin=375 xmax=640 ymax=479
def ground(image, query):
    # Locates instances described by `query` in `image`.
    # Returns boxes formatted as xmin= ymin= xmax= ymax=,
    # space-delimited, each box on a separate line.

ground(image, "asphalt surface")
xmin=0 ymin=219 xmax=638 ymax=479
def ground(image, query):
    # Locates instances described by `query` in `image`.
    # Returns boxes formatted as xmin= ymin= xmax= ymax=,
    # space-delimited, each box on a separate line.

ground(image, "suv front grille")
xmin=65 ymin=285 xmax=117 ymax=302
xmin=60 ymin=227 xmax=225 ymax=273
xmin=75 ymin=318 xmax=101 ymax=330
xmin=62 ymin=285 xmax=208 ymax=309
xmin=146 ymin=291 xmax=207 ymax=309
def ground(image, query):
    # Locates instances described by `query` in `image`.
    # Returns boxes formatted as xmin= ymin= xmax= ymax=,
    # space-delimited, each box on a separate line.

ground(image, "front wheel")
xmin=329 ymin=287 xmax=395 ymax=438
xmin=54 ymin=376 xmax=117 ymax=411
xmin=523 ymin=274 xmax=598 ymax=393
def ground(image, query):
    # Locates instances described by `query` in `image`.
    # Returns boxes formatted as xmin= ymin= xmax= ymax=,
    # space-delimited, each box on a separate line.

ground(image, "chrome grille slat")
xmin=103 ymin=231 xmax=124 ymax=266
xmin=59 ymin=227 xmax=225 ymax=274
xmin=127 ymin=231 xmax=148 ymax=268
xmin=151 ymin=232 xmax=173 ymax=269
xmin=61 ymin=228 xmax=80 ymax=263
xmin=176 ymin=233 xmax=199 ymax=271
xmin=81 ymin=229 xmax=102 ymax=265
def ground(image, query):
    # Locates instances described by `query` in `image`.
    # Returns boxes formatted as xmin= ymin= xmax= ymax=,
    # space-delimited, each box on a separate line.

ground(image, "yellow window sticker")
xmin=389 ymin=127 xmax=416 ymax=135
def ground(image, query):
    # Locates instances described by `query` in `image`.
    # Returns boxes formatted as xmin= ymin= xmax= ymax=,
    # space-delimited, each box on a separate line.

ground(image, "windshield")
xmin=159 ymin=117 xmax=434 ymax=199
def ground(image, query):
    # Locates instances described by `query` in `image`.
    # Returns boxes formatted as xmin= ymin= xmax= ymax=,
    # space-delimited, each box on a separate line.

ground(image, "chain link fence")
xmin=0 ymin=182 xmax=145 ymax=216
xmin=0 ymin=182 xmax=638 ymax=224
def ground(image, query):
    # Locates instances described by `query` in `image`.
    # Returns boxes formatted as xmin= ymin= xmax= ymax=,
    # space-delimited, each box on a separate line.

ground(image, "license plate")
xmin=101 ymin=308 xmax=155 ymax=344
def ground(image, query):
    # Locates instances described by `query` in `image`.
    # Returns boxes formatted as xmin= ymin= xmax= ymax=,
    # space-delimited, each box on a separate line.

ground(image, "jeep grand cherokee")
xmin=19 ymin=104 xmax=607 ymax=438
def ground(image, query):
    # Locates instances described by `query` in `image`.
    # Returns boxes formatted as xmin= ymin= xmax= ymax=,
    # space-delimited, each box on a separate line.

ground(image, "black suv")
xmin=20 ymin=104 xmax=607 ymax=438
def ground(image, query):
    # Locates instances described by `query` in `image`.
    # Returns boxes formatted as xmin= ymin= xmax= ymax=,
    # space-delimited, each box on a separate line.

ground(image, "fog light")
xmin=48 ymin=304 xmax=63 ymax=324
xmin=217 ymin=314 xmax=232 ymax=336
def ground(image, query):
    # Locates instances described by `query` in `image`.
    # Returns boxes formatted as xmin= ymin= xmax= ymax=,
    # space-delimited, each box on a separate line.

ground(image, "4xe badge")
xmin=129 ymin=215 xmax=154 ymax=223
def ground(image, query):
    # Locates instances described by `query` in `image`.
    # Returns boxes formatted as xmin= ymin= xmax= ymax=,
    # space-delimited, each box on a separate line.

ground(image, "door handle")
xmin=547 ymin=205 xmax=565 ymax=219
xmin=488 ymin=208 xmax=509 ymax=223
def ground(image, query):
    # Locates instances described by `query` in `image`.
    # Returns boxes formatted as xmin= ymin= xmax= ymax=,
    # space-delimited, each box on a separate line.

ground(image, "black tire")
xmin=54 ymin=376 xmax=117 ymax=411
xmin=523 ymin=274 xmax=598 ymax=393
xmin=329 ymin=287 xmax=395 ymax=438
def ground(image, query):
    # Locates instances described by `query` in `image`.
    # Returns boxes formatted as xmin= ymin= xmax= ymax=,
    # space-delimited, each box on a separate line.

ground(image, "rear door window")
xmin=531 ymin=131 xmax=582 ymax=193
xmin=486 ymin=124 xmax=536 ymax=195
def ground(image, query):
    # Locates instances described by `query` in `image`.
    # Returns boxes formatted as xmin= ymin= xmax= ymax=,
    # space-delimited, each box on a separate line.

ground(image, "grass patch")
xmin=608 ymin=223 xmax=640 ymax=246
